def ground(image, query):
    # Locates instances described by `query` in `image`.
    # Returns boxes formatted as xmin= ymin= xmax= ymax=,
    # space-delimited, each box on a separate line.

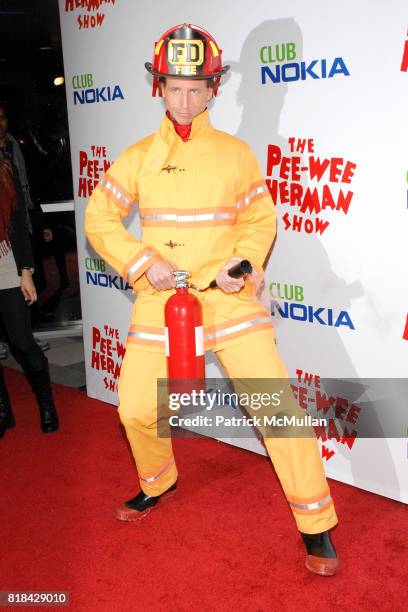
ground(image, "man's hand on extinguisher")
xmin=215 ymin=257 xmax=263 ymax=295
xmin=146 ymin=259 xmax=177 ymax=290
xmin=215 ymin=257 xmax=246 ymax=293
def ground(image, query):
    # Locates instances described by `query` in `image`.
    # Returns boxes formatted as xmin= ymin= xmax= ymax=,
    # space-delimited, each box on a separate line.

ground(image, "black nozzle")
xmin=209 ymin=260 xmax=252 ymax=289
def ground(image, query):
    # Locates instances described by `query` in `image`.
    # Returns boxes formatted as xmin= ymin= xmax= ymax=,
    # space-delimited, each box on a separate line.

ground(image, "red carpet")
xmin=1 ymin=368 xmax=407 ymax=611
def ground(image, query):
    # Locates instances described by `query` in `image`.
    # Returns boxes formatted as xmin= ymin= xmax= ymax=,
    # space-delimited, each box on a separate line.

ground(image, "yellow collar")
xmin=161 ymin=108 xmax=212 ymax=143
xmin=144 ymin=109 xmax=212 ymax=175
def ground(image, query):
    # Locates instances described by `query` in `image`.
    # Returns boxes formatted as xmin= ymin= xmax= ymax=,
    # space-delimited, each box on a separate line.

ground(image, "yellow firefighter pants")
xmin=117 ymin=330 xmax=338 ymax=534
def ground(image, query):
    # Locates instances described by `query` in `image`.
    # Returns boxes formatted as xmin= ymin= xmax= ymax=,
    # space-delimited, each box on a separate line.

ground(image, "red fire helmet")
xmin=145 ymin=23 xmax=230 ymax=97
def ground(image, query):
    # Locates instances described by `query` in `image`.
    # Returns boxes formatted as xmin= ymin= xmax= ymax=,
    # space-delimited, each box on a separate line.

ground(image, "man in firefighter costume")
xmin=85 ymin=24 xmax=339 ymax=576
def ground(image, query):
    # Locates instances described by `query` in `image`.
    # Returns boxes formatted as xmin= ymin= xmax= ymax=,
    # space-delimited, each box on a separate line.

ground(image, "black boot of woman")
xmin=0 ymin=363 xmax=15 ymax=438
xmin=26 ymin=361 xmax=59 ymax=433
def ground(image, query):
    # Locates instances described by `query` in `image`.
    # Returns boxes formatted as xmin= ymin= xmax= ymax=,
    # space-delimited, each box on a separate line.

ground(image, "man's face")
xmin=160 ymin=77 xmax=213 ymax=125
xmin=0 ymin=107 xmax=8 ymax=140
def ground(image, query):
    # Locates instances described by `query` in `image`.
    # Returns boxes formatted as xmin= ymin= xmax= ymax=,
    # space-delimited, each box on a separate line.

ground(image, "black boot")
xmin=115 ymin=482 xmax=177 ymax=521
xmin=0 ymin=365 xmax=15 ymax=438
xmin=301 ymin=530 xmax=339 ymax=576
xmin=27 ymin=363 xmax=59 ymax=433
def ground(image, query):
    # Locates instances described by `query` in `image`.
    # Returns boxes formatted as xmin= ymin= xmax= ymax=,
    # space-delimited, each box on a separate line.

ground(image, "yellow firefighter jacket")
xmin=85 ymin=109 xmax=277 ymax=353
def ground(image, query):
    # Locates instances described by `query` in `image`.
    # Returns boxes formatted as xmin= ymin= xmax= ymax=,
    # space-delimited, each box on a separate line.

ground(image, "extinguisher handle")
xmin=209 ymin=260 xmax=252 ymax=289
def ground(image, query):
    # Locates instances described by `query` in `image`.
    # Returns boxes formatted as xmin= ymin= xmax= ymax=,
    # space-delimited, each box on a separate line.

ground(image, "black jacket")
xmin=4 ymin=166 xmax=34 ymax=273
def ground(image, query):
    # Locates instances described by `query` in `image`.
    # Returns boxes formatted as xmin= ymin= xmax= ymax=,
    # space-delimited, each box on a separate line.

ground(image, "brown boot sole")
xmin=305 ymin=555 xmax=339 ymax=576
xmin=114 ymin=489 xmax=177 ymax=522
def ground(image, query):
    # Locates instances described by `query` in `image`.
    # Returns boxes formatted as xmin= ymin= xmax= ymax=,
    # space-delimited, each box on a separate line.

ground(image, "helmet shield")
xmin=145 ymin=23 xmax=230 ymax=96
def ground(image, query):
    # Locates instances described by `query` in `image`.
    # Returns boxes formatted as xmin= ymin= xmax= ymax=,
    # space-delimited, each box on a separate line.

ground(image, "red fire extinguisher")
xmin=165 ymin=271 xmax=205 ymax=394
xmin=164 ymin=262 xmax=252 ymax=392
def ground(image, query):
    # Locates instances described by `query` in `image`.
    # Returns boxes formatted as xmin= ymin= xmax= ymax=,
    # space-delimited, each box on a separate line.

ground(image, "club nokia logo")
xmin=260 ymin=41 xmax=350 ymax=85
xmin=269 ymin=281 xmax=355 ymax=331
xmin=72 ymin=73 xmax=124 ymax=105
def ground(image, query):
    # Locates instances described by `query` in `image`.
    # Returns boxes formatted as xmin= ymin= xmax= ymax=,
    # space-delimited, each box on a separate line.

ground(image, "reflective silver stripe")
xmin=127 ymin=252 xmax=156 ymax=279
xmin=140 ymin=457 xmax=174 ymax=483
xmin=289 ymin=494 xmax=332 ymax=511
xmin=236 ymin=184 xmax=267 ymax=209
xmin=100 ymin=178 xmax=132 ymax=208
xmin=140 ymin=212 xmax=235 ymax=223
xmin=128 ymin=331 xmax=166 ymax=343
xmin=128 ymin=315 xmax=272 ymax=345
xmin=205 ymin=316 xmax=272 ymax=342
xmin=165 ymin=327 xmax=170 ymax=356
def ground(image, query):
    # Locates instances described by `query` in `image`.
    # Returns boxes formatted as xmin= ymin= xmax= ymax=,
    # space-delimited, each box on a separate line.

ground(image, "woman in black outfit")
xmin=0 ymin=158 xmax=59 ymax=437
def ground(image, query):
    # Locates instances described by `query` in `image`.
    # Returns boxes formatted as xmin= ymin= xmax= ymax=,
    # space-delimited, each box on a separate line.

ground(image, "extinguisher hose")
xmin=208 ymin=260 xmax=252 ymax=289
